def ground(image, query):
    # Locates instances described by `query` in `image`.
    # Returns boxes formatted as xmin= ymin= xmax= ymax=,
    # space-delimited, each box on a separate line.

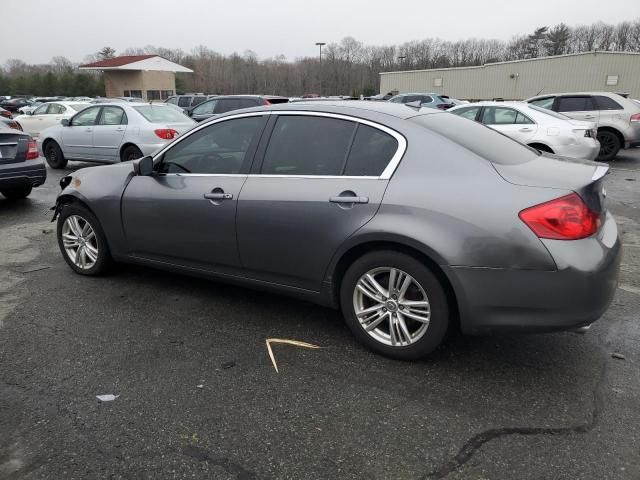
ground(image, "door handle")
xmin=519 ymin=127 xmax=532 ymax=132
xmin=204 ymin=192 xmax=233 ymax=200
xmin=84 ymin=128 xmax=93 ymax=132
xmin=583 ymin=115 xmax=595 ymax=119
xmin=330 ymin=196 xmax=369 ymax=204
xmin=115 ymin=128 xmax=125 ymax=132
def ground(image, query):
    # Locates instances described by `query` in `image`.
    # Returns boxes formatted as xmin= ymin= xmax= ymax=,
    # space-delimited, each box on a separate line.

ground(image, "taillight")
xmin=262 ymin=99 xmax=271 ymax=105
xmin=154 ymin=128 xmax=178 ymax=140
xmin=8 ymin=121 xmax=22 ymax=131
xmin=519 ymin=193 xmax=601 ymax=240
xmin=630 ymin=113 xmax=640 ymax=123
xmin=26 ymin=140 xmax=39 ymax=160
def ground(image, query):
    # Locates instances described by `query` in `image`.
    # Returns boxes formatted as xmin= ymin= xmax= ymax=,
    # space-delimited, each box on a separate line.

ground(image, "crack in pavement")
xmin=421 ymin=357 xmax=609 ymax=480
xmin=182 ymin=445 xmax=263 ymax=480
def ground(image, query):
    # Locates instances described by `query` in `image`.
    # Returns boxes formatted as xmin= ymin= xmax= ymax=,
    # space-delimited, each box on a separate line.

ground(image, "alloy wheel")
xmin=352 ymin=267 xmax=431 ymax=347
xmin=61 ymin=215 xmax=99 ymax=270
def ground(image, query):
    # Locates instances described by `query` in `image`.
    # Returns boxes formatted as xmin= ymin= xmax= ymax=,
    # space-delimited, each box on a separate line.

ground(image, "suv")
xmin=189 ymin=95 xmax=289 ymax=122
xmin=165 ymin=94 xmax=210 ymax=115
xmin=388 ymin=93 xmax=455 ymax=110
xmin=526 ymin=92 xmax=640 ymax=161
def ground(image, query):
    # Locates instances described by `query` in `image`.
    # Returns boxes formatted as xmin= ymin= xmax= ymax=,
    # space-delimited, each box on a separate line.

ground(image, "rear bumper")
xmin=553 ymin=140 xmax=600 ymax=161
xmin=0 ymin=157 xmax=47 ymax=189
xmin=624 ymin=122 xmax=640 ymax=148
xmin=449 ymin=212 xmax=621 ymax=334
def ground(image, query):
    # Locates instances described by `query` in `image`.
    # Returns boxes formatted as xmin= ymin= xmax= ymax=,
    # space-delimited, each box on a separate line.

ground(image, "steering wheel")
xmin=163 ymin=161 xmax=191 ymax=173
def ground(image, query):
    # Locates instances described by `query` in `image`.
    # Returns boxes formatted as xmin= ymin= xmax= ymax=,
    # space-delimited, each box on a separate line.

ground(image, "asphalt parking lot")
xmin=1 ymin=150 xmax=639 ymax=480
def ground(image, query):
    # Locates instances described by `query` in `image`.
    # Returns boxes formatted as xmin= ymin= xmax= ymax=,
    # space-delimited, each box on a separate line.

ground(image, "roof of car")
xmin=527 ymin=92 xmax=628 ymax=100
xmin=220 ymin=100 xmax=443 ymax=120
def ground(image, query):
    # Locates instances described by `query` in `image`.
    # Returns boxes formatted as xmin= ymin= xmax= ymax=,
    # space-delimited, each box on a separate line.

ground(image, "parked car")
xmin=449 ymin=101 xmax=600 ymax=160
xmin=0 ymin=107 xmax=12 ymax=119
xmin=165 ymin=94 xmax=209 ymax=115
xmin=0 ymin=98 xmax=32 ymax=112
xmin=189 ymin=95 xmax=289 ymax=122
xmin=14 ymin=102 xmax=90 ymax=138
xmin=388 ymin=93 xmax=455 ymax=109
xmin=39 ymin=102 xmax=195 ymax=168
xmin=66 ymin=96 xmax=94 ymax=102
xmin=115 ymin=96 xmax=144 ymax=102
xmin=526 ymin=92 xmax=640 ymax=161
xmin=90 ymin=98 xmax=128 ymax=104
xmin=0 ymin=126 xmax=46 ymax=199
xmin=51 ymin=101 xmax=620 ymax=359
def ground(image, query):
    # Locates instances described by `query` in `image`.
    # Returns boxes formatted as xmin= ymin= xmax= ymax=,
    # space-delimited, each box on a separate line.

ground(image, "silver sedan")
xmin=38 ymin=102 xmax=195 ymax=168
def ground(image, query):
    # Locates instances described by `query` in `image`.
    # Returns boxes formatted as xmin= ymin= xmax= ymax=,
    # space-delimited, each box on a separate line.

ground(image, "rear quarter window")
xmin=411 ymin=113 xmax=539 ymax=165
xmin=344 ymin=125 xmax=398 ymax=176
xmin=593 ymin=95 xmax=624 ymax=110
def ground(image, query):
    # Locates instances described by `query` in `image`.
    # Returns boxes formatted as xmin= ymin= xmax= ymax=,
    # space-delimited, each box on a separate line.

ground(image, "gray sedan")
xmin=52 ymin=101 xmax=621 ymax=359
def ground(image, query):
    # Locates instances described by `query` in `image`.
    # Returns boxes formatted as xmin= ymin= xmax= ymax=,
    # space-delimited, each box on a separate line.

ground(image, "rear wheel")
xmin=340 ymin=251 xmax=449 ymax=360
xmin=44 ymin=141 xmax=67 ymax=169
xmin=57 ymin=204 xmax=111 ymax=275
xmin=121 ymin=145 xmax=143 ymax=162
xmin=596 ymin=130 xmax=621 ymax=161
xmin=1 ymin=184 xmax=32 ymax=199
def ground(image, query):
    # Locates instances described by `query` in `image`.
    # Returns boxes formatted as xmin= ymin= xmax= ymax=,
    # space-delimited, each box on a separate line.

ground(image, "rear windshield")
xmin=410 ymin=112 xmax=539 ymax=165
xmin=134 ymin=106 xmax=189 ymax=123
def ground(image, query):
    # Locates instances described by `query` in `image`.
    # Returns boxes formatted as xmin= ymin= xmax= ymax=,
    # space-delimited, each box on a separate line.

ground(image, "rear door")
xmin=480 ymin=106 xmax=537 ymax=143
xmin=92 ymin=106 xmax=127 ymax=161
xmin=554 ymin=96 xmax=599 ymax=124
xmin=236 ymin=113 xmax=403 ymax=291
xmin=60 ymin=106 xmax=101 ymax=159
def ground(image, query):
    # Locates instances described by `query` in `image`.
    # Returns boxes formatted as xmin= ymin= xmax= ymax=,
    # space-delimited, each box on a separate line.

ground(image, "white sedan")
xmin=38 ymin=102 xmax=195 ymax=169
xmin=14 ymin=102 xmax=90 ymax=138
xmin=448 ymin=101 xmax=600 ymax=160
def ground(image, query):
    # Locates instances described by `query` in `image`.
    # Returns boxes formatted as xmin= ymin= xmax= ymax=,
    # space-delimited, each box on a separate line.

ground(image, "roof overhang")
xmin=79 ymin=56 xmax=193 ymax=73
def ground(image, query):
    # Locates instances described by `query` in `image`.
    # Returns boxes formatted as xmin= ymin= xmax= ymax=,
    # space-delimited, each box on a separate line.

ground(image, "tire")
xmin=596 ymin=130 xmax=621 ymax=161
xmin=340 ymin=250 xmax=449 ymax=360
xmin=44 ymin=141 xmax=68 ymax=169
xmin=56 ymin=204 xmax=112 ymax=276
xmin=121 ymin=145 xmax=143 ymax=162
xmin=1 ymin=184 xmax=32 ymax=199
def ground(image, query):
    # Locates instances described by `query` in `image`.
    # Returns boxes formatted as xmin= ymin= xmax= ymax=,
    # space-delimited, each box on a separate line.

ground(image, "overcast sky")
xmin=4 ymin=0 xmax=640 ymax=65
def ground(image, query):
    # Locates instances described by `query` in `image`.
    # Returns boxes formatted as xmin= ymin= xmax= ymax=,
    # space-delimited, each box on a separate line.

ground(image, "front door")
xmin=60 ymin=106 xmax=101 ymax=159
xmin=237 ymin=113 xmax=402 ymax=291
xmin=120 ymin=114 xmax=268 ymax=272
xmin=92 ymin=105 xmax=127 ymax=161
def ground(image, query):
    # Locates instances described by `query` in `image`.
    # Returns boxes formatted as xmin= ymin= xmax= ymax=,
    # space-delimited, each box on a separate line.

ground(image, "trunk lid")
xmin=0 ymin=131 xmax=30 ymax=165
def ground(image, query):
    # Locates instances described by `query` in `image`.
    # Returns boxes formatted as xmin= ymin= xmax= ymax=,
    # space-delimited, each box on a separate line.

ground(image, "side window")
xmin=404 ymin=95 xmax=422 ymax=103
xmin=420 ymin=96 xmax=433 ymax=104
xmin=191 ymin=96 xmax=207 ymax=106
xmin=49 ymin=104 xmax=65 ymax=114
xmin=344 ymin=124 xmax=398 ymax=176
xmin=34 ymin=104 xmax=49 ymax=115
xmin=261 ymin=115 xmax=356 ymax=175
xmin=237 ymin=99 xmax=258 ymax=109
xmin=177 ymin=96 xmax=191 ymax=107
xmin=481 ymin=107 xmax=518 ymax=125
xmin=556 ymin=96 xmax=594 ymax=112
xmin=192 ymin=100 xmax=217 ymax=116
xmin=529 ymin=97 xmax=555 ymax=110
xmin=389 ymin=96 xmax=403 ymax=104
xmin=160 ymin=116 xmax=265 ymax=174
xmin=99 ymin=106 xmax=127 ymax=125
xmin=71 ymin=107 xmax=101 ymax=126
xmin=515 ymin=112 xmax=534 ymax=124
xmin=451 ymin=107 xmax=480 ymax=121
xmin=593 ymin=95 xmax=623 ymax=110
xmin=214 ymin=99 xmax=234 ymax=114
xmin=166 ymin=97 xmax=179 ymax=105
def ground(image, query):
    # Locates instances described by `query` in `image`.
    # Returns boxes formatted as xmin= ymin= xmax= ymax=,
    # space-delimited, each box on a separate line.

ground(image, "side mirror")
xmin=27 ymin=110 xmax=33 ymax=116
xmin=135 ymin=156 xmax=154 ymax=176
xmin=61 ymin=118 xmax=70 ymax=126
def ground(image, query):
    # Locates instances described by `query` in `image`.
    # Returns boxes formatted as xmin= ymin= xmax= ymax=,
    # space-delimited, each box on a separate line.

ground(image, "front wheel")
xmin=596 ymin=130 xmax=621 ymax=161
xmin=44 ymin=141 xmax=68 ymax=169
xmin=340 ymin=251 xmax=450 ymax=360
xmin=57 ymin=204 xmax=112 ymax=275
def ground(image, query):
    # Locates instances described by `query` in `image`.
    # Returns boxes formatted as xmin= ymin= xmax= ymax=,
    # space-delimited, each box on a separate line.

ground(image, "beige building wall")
xmin=103 ymin=70 xmax=176 ymax=100
xmin=380 ymin=52 xmax=640 ymax=100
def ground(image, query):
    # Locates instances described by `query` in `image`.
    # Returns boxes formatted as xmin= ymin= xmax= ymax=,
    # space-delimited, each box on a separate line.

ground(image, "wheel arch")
xmin=327 ymin=237 xmax=460 ymax=331
xmin=41 ymin=137 xmax=61 ymax=152
xmin=597 ymin=125 xmax=624 ymax=145
xmin=119 ymin=142 xmax=142 ymax=161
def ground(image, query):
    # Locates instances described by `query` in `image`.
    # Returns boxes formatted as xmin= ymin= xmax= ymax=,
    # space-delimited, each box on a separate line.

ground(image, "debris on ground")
xmin=16 ymin=265 xmax=50 ymax=274
xmin=222 ymin=361 xmax=236 ymax=369
xmin=265 ymin=338 xmax=321 ymax=373
xmin=42 ymin=228 xmax=53 ymax=234
xmin=196 ymin=384 xmax=204 ymax=389
xmin=612 ymin=352 xmax=626 ymax=360
xmin=96 ymin=394 xmax=119 ymax=402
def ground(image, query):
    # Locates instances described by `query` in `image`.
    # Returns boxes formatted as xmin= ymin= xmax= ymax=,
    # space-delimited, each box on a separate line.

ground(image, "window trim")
xmin=152 ymin=111 xmax=407 ymax=180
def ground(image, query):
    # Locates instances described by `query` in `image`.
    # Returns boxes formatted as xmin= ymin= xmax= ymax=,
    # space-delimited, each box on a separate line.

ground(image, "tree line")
xmin=2 ymin=19 xmax=639 ymax=98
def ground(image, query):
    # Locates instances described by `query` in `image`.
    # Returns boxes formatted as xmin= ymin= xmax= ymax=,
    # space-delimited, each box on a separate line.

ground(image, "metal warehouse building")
xmin=379 ymin=51 xmax=640 ymax=100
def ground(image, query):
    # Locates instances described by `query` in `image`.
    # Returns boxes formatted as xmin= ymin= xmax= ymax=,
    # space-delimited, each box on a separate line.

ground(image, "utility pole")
xmin=316 ymin=42 xmax=326 ymax=96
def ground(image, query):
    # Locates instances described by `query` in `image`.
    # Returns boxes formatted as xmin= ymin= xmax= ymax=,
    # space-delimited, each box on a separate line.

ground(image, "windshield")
xmin=528 ymin=104 xmax=571 ymax=121
xmin=134 ymin=105 xmax=190 ymax=123
xmin=69 ymin=103 xmax=90 ymax=112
